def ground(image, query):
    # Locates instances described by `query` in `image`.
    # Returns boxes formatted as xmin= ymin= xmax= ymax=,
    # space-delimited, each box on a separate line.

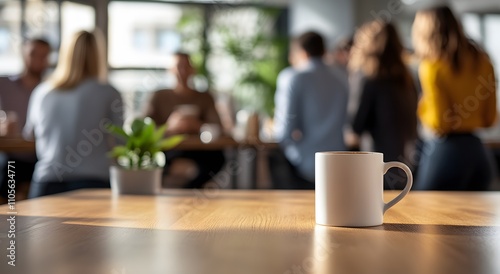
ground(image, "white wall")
xmin=289 ymin=0 xmax=355 ymax=48
xmin=354 ymin=0 xmax=406 ymax=24
xmin=289 ymin=0 xmax=416 ymax=48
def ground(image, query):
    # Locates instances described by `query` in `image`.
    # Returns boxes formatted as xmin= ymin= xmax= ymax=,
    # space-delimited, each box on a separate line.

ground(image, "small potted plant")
xmin=107 ymin=118 xmax=184 ymax=195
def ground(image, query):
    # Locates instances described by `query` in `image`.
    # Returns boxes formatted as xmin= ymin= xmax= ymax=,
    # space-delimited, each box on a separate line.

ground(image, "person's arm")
xmin=143 ymin=91 xmax=164 ymax=125
xmin=274 ymin=69 xmax=294 ymax=141
xmin=109 ymin=88 xmax=124 ymax=128
xmin=482 ymin=61 xmax=497 ymax=127
xmin=418 ymin=61 xmax=453 ymax=135
xmin=106 ymin=87 xmax=125 ymax=148
xmin=203 ymin=93 xmax=222 ymax=127
xmin=22 ymin=84 xmax=42 ymax=141
xmin=352 ymin=78 xmax=375 ymax=136
xmin=165 ymin=111 xmax=202 ymax=135
xmin=274 ymin=74 xmax=302 ymax=144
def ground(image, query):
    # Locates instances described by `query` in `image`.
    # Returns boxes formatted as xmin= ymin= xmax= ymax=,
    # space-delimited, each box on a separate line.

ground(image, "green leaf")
xmin=109 ymin=145 xmax=129 ymax=158
xmin=107 ymin=124 xmax=128 ymax=139
xmin=138 ymin=120 xmax=155 ymax=149
xmin=153 ymin=124 xmax=167 ymax=143
xmin=130 ymin=119 xmax=145 ymax=137
xmin=157 ymin=135 xmax=185 ymax=150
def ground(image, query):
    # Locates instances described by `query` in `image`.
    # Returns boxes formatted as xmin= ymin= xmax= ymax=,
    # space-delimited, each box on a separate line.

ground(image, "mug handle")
xmin=383 ymin=162 xmax=413 ymax=213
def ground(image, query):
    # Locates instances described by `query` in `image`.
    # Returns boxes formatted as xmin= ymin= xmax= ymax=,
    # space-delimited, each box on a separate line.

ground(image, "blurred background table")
xmin=0 ymin=190 xmax=499 ymax=274
xmin=482 ymin=139 xmax=500 ymax=149
xmin=175 ymin=135 xmax=278 ymax=151
xmin=0 ymin=137 xmax=35 ymax=153
xmin=0 ymin=136 xmax=277 ymax=152
xmin=0 ymin=136 xmax=279 ymax=189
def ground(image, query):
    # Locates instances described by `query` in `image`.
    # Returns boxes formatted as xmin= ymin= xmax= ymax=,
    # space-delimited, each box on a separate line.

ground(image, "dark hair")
xmin=350 ymin=21 xmax=413 ymax=88
xmin=413 ymin=6 xmax=482 ymax=73
xmin=295 ymin=31 xmax=325 ymax=57
xmin=174 ymin=51 xmax=190 ymax=59
xmin=24 ymin=37 xmax=51 ymax=48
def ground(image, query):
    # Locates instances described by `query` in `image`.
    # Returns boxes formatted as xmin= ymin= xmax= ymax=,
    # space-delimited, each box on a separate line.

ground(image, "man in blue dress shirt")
xmin=273 ymin=31 xmax=348 ymax=188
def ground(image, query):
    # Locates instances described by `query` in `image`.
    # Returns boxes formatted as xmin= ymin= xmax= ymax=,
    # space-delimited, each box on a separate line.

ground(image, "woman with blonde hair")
xmin=413 ymin=6 xmax=497 ymax=190
xmin=24 ymin=30 xmax=123 ymax=197
xmin=349 ymin=20 xmax=418 ymax=189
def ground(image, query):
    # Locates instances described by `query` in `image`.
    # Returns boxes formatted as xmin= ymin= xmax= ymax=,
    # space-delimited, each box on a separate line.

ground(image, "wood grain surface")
xmin=0 ymin=137 xmax=35 ymax=153
xmin=0 ymin=190 xmax=499 ymax=274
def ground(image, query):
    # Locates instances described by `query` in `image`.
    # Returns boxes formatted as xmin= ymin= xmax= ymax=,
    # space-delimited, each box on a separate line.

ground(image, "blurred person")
xmin=268 ymin=38 xmax=307 ymax=188
xmin=0 ymin=38 xmax=51 ymax=202
xmin=276 ymin=38 xmax=307 ymax=92
xmin=273 ymin=31 xmax=348 ymax=189
xmin=24 ymin=30 xmax=123 ymax=198
xmin=326 ymin=37 xmax=353 ymax=102
xmin=326 ymin=37 xmax=353 ymax=78
xmin=349 ymin=20 xmax=418 ymax=189
xmin=273 ymin=39 xmax=309 ymax=139
xmin=327 ymin=37 xmax=353 ymax=101
xmin=327 ymin=37 xmax=361 ymax=151
xmin=413 ymin=6 xmax=497 ymax=190
xmin=144 ymin=52 xmax=225 ymax=188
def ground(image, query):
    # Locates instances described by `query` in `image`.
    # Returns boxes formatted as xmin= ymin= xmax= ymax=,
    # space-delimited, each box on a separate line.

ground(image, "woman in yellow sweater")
xmin=413 ymin=6 xmax=497 ymax=190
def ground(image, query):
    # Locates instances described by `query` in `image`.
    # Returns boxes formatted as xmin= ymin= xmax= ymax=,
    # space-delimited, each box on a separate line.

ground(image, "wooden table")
xmin=0 ymin=136 xmax=277 ymax=152
xmin=482 ymin=139 xmax=500 ymax=149
xmin=0 ymin=137 xmax=35 ymax=153
xmin=0 ymin=136 xmax=278 ymax=189
xmin=1 ymin=190 xmax=499 ymax=274
xmin=176 ymin=135 xmax=278 ymax=151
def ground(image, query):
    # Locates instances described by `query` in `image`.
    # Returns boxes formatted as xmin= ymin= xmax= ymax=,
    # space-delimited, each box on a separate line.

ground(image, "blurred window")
xmin=61 ymin=1 xmax=95 ymax=42
xmin=484 ymin=15 xmax=500 ymax=106
xmin=462 ymin=13 xmax=482 ymax=43
xmin=156 ymin=29 xmax=181 ymax=53
xmin=108 ymin=2 xmax=200 ymax=117
xmin=25 ymin=0 xmax=59 ymax=49
xmin=108 ymin=2 xmax=184 ymax=69
xmin=0 ymin=1 xmax=22 ymax=75
xmin=0 ymin=27 xmax=11 ymax=53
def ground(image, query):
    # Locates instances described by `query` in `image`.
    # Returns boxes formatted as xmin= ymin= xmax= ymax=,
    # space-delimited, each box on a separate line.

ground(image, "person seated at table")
xmin=349 ymin=20 xmax=418 ymax=190
xmin=273 ymin=31 xmax=348 ymax=189
xmin=144 ymin=52 xmax=225 ymax=188
xmin=0 ymin=38 xmax=51 ymax=202
xmin=23 ymin=30 xmax=124 ymax=198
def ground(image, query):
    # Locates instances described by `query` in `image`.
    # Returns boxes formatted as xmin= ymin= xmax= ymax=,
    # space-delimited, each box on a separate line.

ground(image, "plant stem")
xmin=137 ymin=152 xmax=144 ymax=169
xmin=128 ymin=156 xmax=133 ymax=169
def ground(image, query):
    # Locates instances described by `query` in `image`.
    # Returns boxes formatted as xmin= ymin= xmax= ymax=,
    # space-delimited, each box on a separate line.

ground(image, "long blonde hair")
xmin=349 ymin=20 xmax=413 ymax=88
xmin=50 ymin=30 xmax=106 ymax=90
xmin=412 ymin=6 xmax=481 ymax=73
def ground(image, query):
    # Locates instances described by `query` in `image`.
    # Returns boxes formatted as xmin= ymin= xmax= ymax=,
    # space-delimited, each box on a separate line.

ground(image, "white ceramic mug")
xmin=315 ymin=152 xmax=412 ymax=227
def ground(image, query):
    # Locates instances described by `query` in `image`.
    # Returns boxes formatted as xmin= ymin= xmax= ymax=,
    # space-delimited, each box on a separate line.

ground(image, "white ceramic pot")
xmin=110 ymin=166 xmax=163 ymax=195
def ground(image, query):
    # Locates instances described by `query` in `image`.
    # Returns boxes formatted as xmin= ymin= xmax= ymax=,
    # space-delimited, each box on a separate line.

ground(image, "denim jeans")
xmin=415 ymin=133 xmax=492 ymax=191
xmin=268 ymin=149 xmax=315 ymax=190
xmin=0 ymin=153 xmax=36 ymax=198
xmin=29 ymin=179 xmax=110 ymax=198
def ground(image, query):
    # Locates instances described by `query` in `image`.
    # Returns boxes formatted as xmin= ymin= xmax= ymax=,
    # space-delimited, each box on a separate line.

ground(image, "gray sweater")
xmin=24 ymin=79 xmax=123 ymax=184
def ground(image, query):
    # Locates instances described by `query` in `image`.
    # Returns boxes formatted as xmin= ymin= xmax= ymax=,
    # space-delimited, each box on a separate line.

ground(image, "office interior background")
xmin=1 ymin=0 xmax=499 ymax=122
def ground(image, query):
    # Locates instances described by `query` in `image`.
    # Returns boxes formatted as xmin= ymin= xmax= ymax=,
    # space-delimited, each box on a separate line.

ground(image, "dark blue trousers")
xmin=29 ymin=179 xmax=110 ymax=198
xmin=415 ymin=133 xmax=492 ymax=191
